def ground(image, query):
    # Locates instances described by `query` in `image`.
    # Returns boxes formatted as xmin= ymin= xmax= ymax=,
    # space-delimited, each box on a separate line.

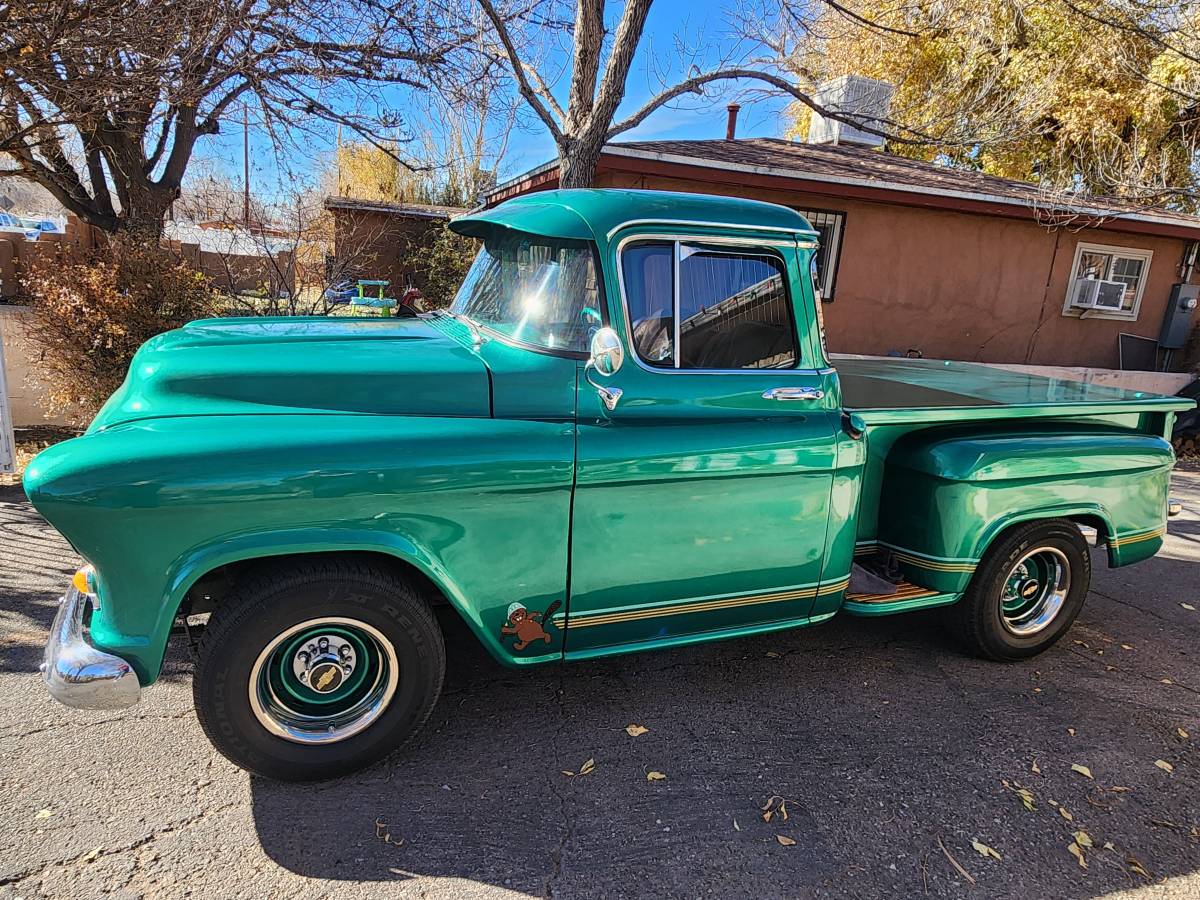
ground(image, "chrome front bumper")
xmin=41 ymin=585 xmax=141 ymax=710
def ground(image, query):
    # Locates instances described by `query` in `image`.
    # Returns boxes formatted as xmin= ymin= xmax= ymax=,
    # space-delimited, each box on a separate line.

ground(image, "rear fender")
xmin=878 ymin=427 xmax=1174 ymax=591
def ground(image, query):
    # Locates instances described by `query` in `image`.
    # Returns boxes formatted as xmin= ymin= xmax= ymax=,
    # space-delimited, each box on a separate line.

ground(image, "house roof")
xmin=323 ymin=196 xmax=466 ymax=219
xmin=487 ymin=138 xmax=1200 ymax=240
xmin=450 ymin=188 xmax=816 ymax=245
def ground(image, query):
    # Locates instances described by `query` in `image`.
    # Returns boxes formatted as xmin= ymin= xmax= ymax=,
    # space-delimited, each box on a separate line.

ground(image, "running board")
xmin=844 ymin=552 xmax=961 ymax=616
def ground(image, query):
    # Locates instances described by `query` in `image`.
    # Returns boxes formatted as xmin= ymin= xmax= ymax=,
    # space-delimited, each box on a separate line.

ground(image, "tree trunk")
xmin=113 ymin=181 xmax=176 ymax=240
xmin=558 ymin=136 xmax=605 ymax=189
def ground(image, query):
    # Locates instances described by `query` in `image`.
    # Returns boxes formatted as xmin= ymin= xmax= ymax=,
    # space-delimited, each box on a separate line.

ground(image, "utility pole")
xmin=242 ymin=104 xmax=250 ymax=226
xmin=336 ymin=124 xmax=343 ymax=195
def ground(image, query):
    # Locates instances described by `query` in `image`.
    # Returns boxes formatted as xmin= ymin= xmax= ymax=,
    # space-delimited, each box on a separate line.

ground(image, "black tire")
xmin=948 ymin=519 xmax=1091 ymax=661
xmin=193 ymin=558 xmax=445 ymax=781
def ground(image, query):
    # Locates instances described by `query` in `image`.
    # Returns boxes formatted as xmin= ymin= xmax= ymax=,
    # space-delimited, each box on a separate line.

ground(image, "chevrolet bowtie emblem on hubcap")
xmin=310 ymin=662 xmax=343 ymax=693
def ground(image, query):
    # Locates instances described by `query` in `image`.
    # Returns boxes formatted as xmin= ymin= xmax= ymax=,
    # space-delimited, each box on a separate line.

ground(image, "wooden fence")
xmin=0 ymin=215 xmax=294 ymax=300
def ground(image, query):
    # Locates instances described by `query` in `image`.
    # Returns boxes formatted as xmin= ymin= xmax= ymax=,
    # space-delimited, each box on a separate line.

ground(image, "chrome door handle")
xmin=762 ymin=387 xmax=824 ymax=401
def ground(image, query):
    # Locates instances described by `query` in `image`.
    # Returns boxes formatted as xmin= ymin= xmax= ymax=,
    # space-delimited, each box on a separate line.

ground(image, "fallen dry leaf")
xmin=375 ymin=818 xmax=404 ymax=847
xmin=761 ymin=794 xmax=790 ymax=823
xmin=1182 ymin=603 xmax=1196 ymax=611
xmin=646 ymin=771 xmax=667 ymax=782
xmin=1031 ymin=759 xmax=1041 ymax=775
xmin=34 ymin=809 xmax=53 ymax=820
xmin=82 ymin=846 xmax=103 ymax=863
xmin=1068 ymin=727 xmax=1077 ymax=736
xmin=1178 ymin=727 xmax=1190 ymax=739
xmin=1071 ymin=763 xmax=1093 ymax=779
xmin=1103 ymin=841 xmax=1116 ymax=851
xmin=971 ymin=840 xmax=1002 ymax=861
xmin=1068 ymin=842 xmax=1087 ymax=869
xmin=765 ymin=650 xmax=781 ymax=658
xmin=1162 ymin=678 xmax=1174 ymax=685
xmin=1059 ymin=807 xmax=1074 ymax=822
xmin=1016 ymin=787 xmax=1036 ymax=811
xmin=1122 ymin=644 xmax=1134 ymax=650
xmin=578 ymin=758 xmax=596 ymax=776
xmin=1154 ymin=759 xmax=1174 ymax=773
xmin=1110 ymin=786 xmax=1133 ymax=793
xmin=625 ymin=724 xmax=649 ymax=737
xmin=776 ymin=835 xmax=796 ymax=846
xmin=1074 ymin=830 xmax=1094 ymax=849
xmin=1127 ymin=855 xmax=1150 ymax=878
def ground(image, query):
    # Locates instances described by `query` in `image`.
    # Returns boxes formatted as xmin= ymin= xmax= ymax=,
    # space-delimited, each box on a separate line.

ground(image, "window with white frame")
xmin=1062 ymin=242 xmax=1153 ymax=320
xmin=795 ymin=209 xmax=845 ymax=302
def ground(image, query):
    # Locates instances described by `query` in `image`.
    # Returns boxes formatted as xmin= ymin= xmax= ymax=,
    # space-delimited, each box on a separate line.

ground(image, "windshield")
xmin=450 ymin=231 xmax=601 ymax=353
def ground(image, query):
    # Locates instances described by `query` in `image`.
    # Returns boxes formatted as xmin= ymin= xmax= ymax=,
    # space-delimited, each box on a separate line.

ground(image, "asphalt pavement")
xmin=2 ymin=472 xmax=1198 ymax=899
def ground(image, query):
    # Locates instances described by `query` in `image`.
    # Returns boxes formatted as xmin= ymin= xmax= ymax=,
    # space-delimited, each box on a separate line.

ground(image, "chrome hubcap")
xmin=291 ymin=634 xmax=357 ymax=694
xmin=249 ymin=617 xmax=399 ymax=745
xmin=1000 ymin=547 xmax=1071 ymax=637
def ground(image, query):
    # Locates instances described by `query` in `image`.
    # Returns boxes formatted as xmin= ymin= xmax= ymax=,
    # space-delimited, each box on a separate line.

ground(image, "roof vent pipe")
xmin=725 ymin=103 xmax=740 ymax=141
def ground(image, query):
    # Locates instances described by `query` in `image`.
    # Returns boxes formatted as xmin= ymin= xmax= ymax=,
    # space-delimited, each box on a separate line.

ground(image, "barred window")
xmin=795 ymin=209 xmax=846 ymax=302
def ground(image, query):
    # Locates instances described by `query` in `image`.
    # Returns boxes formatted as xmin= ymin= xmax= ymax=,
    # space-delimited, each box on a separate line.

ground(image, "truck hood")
xmin=89 ymin=315 xmax=491 ymax=431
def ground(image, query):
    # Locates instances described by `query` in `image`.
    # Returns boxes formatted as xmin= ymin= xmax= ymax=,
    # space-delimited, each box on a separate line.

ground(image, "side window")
xmin=621 ymin=240 xmax=799 ymax=370
xmin=678 ymin=246 xmax=796 ymax=369
xmin=621 ymin=242 xmax=675 ymax=367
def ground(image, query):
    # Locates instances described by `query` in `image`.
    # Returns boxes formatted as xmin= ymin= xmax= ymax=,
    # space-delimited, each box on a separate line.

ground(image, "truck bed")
xmin=837 ymin=357 xmax=1192 ymax=424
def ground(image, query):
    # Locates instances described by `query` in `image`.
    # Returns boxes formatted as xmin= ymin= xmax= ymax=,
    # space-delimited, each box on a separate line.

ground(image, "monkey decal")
xmin=500 ymin=600 xmax=562 ymax=651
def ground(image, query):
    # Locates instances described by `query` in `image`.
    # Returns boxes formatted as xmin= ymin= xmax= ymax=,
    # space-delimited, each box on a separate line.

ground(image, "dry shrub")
xmin=22 ymin=238 xmax=219 ymax=422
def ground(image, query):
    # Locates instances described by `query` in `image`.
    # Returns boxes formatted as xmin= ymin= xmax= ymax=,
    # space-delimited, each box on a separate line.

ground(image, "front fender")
xmin=26 ymin=413 xmax=575 ymax=684
xmin=161 ymin=527 xmax=533 ymax=676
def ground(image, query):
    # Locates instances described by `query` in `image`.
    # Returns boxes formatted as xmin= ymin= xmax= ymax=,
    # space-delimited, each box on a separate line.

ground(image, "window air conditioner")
xmin=1071 ymin=278 xmax=1127 ymax=311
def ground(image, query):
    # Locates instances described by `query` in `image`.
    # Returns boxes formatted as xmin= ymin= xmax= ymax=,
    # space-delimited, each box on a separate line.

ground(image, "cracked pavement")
xmin=1 ymin=472 xmax=1199 ymax=899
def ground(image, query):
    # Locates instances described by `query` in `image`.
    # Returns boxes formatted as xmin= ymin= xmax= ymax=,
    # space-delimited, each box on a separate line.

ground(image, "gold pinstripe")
xmin=1110 ymin=527 xmax=1166 ymax=547
xmin=887 ymin=551 xmax=977 ymax=574
xmin=559 ymin=578 xmax=851 ymax=630
xmin=854 ymin=542 xmax=976 ymax=573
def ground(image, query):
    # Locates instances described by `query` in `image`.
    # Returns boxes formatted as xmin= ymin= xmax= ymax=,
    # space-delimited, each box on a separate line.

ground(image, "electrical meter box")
xmin=1159 ymin=283 xmax=1199 ymax=349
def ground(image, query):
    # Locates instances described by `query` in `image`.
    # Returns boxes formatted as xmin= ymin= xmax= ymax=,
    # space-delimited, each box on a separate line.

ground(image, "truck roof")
xmin=450 ymin=188 xmax=819 ymax=244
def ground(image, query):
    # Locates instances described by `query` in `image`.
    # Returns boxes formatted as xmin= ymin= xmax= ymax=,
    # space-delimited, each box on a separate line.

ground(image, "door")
xmin=567 ymin=234 xmax=841 ymax=656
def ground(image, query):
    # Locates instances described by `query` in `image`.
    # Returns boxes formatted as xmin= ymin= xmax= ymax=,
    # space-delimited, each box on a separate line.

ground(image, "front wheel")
xmin=193 ymin=559 xmax=445 ymax=781
xmin=948 ymin=519 xmax=1091 ymax=661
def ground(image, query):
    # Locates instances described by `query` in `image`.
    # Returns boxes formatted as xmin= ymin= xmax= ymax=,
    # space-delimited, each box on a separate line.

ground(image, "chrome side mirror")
xmin=585 ymin=327 xmax=624 ymax=411
xmin=589 ymin=327 xmax=624 ymax=376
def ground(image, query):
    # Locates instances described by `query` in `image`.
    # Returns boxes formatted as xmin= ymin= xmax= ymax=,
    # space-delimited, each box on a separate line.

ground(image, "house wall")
xmin=594 ymin=169 xmax=1196 ymax=369
xmin=330 ymin=209 xmax=445 ymax=294
xmin=0 ymin=305 xmax=75 ymax=427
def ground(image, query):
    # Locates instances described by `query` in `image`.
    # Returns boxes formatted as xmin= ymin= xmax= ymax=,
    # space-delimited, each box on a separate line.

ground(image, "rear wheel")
xmin=194 ymin=559 xmax=445 ymax=781
xmin=948 ymin=519 xmax=1091 ymax=661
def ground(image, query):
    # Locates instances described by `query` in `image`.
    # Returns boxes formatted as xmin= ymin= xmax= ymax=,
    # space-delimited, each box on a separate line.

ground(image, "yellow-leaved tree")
xmin=784 ymin=0 xmax=1200 ymax=209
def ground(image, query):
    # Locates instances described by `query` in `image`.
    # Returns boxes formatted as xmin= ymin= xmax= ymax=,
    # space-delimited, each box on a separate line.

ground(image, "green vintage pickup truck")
xmin=27 ymin=189 xmax=1193 ymax=780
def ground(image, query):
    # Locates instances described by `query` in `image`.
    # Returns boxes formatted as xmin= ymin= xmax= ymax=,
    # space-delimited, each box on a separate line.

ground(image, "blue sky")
xmin=190 ymin=0 xmax=792 ymax=200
